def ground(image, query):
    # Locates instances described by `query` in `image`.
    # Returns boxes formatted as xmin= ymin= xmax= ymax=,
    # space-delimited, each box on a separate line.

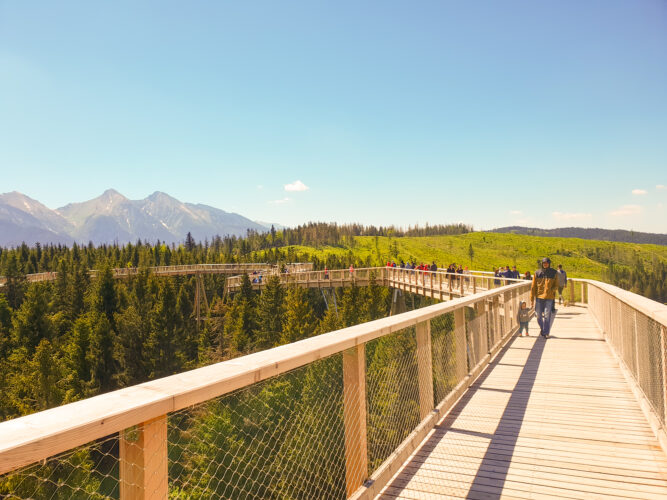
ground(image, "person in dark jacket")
xmin=531 ymin=257 xmax=559 ymax=338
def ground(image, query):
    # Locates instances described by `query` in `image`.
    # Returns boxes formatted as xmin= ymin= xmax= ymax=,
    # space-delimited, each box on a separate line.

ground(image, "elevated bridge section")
xmin=0 ymin=262 xmax=313 ymax=285
xmin=224 ymin=267 xmax=523 ymax=302
xmin=0 ymin=277 xmax=665 ymax=499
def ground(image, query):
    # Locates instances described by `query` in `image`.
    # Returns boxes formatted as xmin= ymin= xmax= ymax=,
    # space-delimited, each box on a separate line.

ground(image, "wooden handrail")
xmin=571 ymin=278 xmax=667 ymax=326
xmin=0 ymin=281 xmax=527 ymax=476
xmin=0 ymin=262 xmax=315 ymax=285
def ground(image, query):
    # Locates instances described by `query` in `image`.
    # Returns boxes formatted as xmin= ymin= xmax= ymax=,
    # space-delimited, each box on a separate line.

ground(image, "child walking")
xmin=517 ymin=301 xmax=531 ymax=336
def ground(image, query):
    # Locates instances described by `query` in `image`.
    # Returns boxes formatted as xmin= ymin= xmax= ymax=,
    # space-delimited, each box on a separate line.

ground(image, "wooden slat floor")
xmin=379 ymin=307 xmax=667 ymax=499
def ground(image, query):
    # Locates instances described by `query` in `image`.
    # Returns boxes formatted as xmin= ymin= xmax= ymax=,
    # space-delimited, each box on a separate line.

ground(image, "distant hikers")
xmin=556 ymin=264 xmax=568 ymax=305
xmin=531 ymin=257 xmax=559 ymax=338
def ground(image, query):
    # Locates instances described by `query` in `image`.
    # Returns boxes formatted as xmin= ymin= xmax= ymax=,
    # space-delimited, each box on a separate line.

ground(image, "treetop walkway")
xmin=0 ymin=270 xmax=666 ymax=499
xmin=0 ymin=262 xmax=314 ymax=286
xmin=225 ymin=266 xmax=532 ymax=301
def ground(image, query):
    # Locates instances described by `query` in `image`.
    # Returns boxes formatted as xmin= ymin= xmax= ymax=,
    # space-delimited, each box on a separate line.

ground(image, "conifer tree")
xmin=65 ymin=315 xmax=92 ymax=399
xmin=147 ymin=280 xmax=182 ymax=378
xmin=95 ymin=263 xmax=118 ymax=328
xmin=281 ymin=286 xmax=316 ymax=344
xmin=89 ymin=313 xmax=117 ymax=393
xmin=115 ymin=305 xmax=149 ymax=385
xmin=255 ymin=276 xmax=285 ymax=350
xmin=3 ymin=253 xmax=26 ymax=309
xmin=11 ymin=284 xmax=53 ymax=354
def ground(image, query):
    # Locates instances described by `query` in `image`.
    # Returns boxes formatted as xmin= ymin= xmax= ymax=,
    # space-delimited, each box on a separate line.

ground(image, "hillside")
xmin=279 ymin=232 xmax=667 ymax=282
xmin=491 ymin=226 xmax=667 ymax=246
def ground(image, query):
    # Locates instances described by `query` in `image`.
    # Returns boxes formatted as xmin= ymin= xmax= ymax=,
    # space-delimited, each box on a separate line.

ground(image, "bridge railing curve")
xmin=0 ymin=278 xmax=532 ymax=499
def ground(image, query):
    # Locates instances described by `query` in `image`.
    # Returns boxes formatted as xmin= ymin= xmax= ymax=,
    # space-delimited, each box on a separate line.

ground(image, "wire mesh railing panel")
xmin=168 ymin=353 xmax=346 ymax=500
xmin=635 ymin=311 xmax=666 ymax=426
xmin=468 ymin=306 xmax=490 ymax=368
xmin=619 ymin=301 xmax=637 ymax=375
xmin=431 ymin=312 xmax=466 ymax=404
xmin=588 ymin=284 xmax=667 ymax=429
xmin=365 ymin=326 xmax=420 ymax=474
xmin=0 ymin=434 xmax=119 ymax=499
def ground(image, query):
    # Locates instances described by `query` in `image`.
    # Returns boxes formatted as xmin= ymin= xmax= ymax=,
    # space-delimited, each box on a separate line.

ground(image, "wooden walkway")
xmin=379 ymin=307 xmax=667 ymax=499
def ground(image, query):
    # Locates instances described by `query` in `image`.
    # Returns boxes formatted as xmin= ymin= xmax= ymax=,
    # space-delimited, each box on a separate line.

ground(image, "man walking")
xmin=531 ymin=257 xmax=559 ymax=338
xmin=556 ymin=264 xmax=568 ymax=305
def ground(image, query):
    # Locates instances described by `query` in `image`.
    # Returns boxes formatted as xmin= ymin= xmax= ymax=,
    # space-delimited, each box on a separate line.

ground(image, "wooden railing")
xmin=0 ymin=280 xmax=532 ymax=499
xmin=0 ymin=262 xmax=314 ymax=285
xmin=582 ymin=279 xmax=667 ymax=450
xmin=224 ymin=266 xmax=528 ymax=299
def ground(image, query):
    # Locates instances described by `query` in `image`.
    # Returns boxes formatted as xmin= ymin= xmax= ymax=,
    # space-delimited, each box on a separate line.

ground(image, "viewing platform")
xmin=0 ymin=272 xmax=666 ymax=499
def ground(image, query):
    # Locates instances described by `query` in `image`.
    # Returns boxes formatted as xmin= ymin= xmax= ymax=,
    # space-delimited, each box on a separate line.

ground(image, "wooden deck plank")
xmin=377 ymin=308 xmax=667 ymax=499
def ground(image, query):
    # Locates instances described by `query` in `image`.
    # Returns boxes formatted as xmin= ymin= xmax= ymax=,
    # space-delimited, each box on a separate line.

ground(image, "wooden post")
xmin=633 ymin=310 xmax=641 ymax=380
xmin=455 ymin=307 xmax=470 ymax=371
xmin=493 ymin=296 xmax=501 ymax=344
xmin=343 ymin=345 xmax=368 ymax=497
xmin=503 ymin=291 xmax=512 ymax=336
xmin=416 ymin=320 xmax=434 ymax=420
xmin=119 ymin=415 xmax=168 ymax=500
xmin=581 ymin=282 xmax=585 ymax=305
xmin=194 ymin=273 xmax=201 ymax=330
xmin=473 ymin=276 xmax=477 ymax=294
xmin=569 ymin=279 xmax=575 ymax=306
xmin=662 ymin=326 xmax=667 ymax=425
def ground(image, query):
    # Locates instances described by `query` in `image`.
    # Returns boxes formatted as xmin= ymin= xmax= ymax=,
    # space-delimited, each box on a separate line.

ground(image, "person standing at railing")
xmin=556 ymin=264 xmax=568 ymax=305
xmin=531 ymin=257 xmax=559 ymax=338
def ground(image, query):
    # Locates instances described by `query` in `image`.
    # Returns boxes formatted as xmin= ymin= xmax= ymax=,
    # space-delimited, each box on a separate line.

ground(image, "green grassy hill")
xmin=286 ymin=231 xmax=667 ymax=281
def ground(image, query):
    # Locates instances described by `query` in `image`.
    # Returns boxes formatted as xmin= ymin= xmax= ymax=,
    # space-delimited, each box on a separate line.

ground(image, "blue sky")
xmin=1 ymin=1 xmax=666 ymax=232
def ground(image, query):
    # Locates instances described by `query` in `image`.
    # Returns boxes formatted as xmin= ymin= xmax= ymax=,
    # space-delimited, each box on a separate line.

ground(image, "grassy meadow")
xmin=286 ymin=231 xmax=667 ymax=281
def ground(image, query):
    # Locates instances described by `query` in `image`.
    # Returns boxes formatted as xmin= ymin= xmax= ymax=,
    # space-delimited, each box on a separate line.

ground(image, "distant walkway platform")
xmin=379 ymin=308 xmax=667 ymax=499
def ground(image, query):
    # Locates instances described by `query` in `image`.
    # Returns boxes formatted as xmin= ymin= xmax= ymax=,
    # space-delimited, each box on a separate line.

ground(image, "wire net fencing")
xmin=589 ymin=285 xmax=666 ymax=428
xmin=0 ymin=285 xmax=534 ymax=499
xmin=365 ymin=326 xmax=420 ymax=473
xmin=168 ymin=353 xmax=347 ymax=500
xmin=0 ymin=434 xmax=119 ymax=499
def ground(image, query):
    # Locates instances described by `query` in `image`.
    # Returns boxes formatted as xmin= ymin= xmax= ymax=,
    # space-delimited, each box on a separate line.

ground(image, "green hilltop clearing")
xmin=285 ymin=231 xmax=666 ymax=283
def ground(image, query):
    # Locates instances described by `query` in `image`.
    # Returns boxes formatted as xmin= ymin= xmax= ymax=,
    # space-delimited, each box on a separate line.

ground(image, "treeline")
xmin=493 ymin=226 xmax=667 ymax=246
xmin=0 ymin=238 xmax=363 ymax=281
xmin=1 ymin=259 xmax=423 ymax=422
xmin=605 ymin=260 xmax=666 ymax=303
xmin=573 ymin=244 xmax=666 ymax=303
xmin=0 ymin=259 xmax=445 ymax=498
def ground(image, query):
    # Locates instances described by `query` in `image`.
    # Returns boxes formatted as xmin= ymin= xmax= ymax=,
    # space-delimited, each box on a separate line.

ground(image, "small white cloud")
xmin=269 ymin=197 xmax=291 ymax=205
xmin=632 ymin=189 xmax=647 ymax=195
xmin=658 ymin=202 xmax=664 ymax=209
xmin=256 ymin=185 xmax=264 ymax=190
xmin=610 ymin=204 xmax=642 ymax=216
xmin=657 ymin=184 xmax=666 ymax=190
xmin=509 ymin=210 xmax=522 ymax=215
xmin=284 ymin=180 xmax=309 ymax=192
xmin=552 ymin=211 xmax=592 ymax=221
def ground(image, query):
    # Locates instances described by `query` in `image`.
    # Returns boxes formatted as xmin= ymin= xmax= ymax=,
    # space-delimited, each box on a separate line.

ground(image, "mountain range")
xmin=0 ymin=190 xmax=271 ymax=247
